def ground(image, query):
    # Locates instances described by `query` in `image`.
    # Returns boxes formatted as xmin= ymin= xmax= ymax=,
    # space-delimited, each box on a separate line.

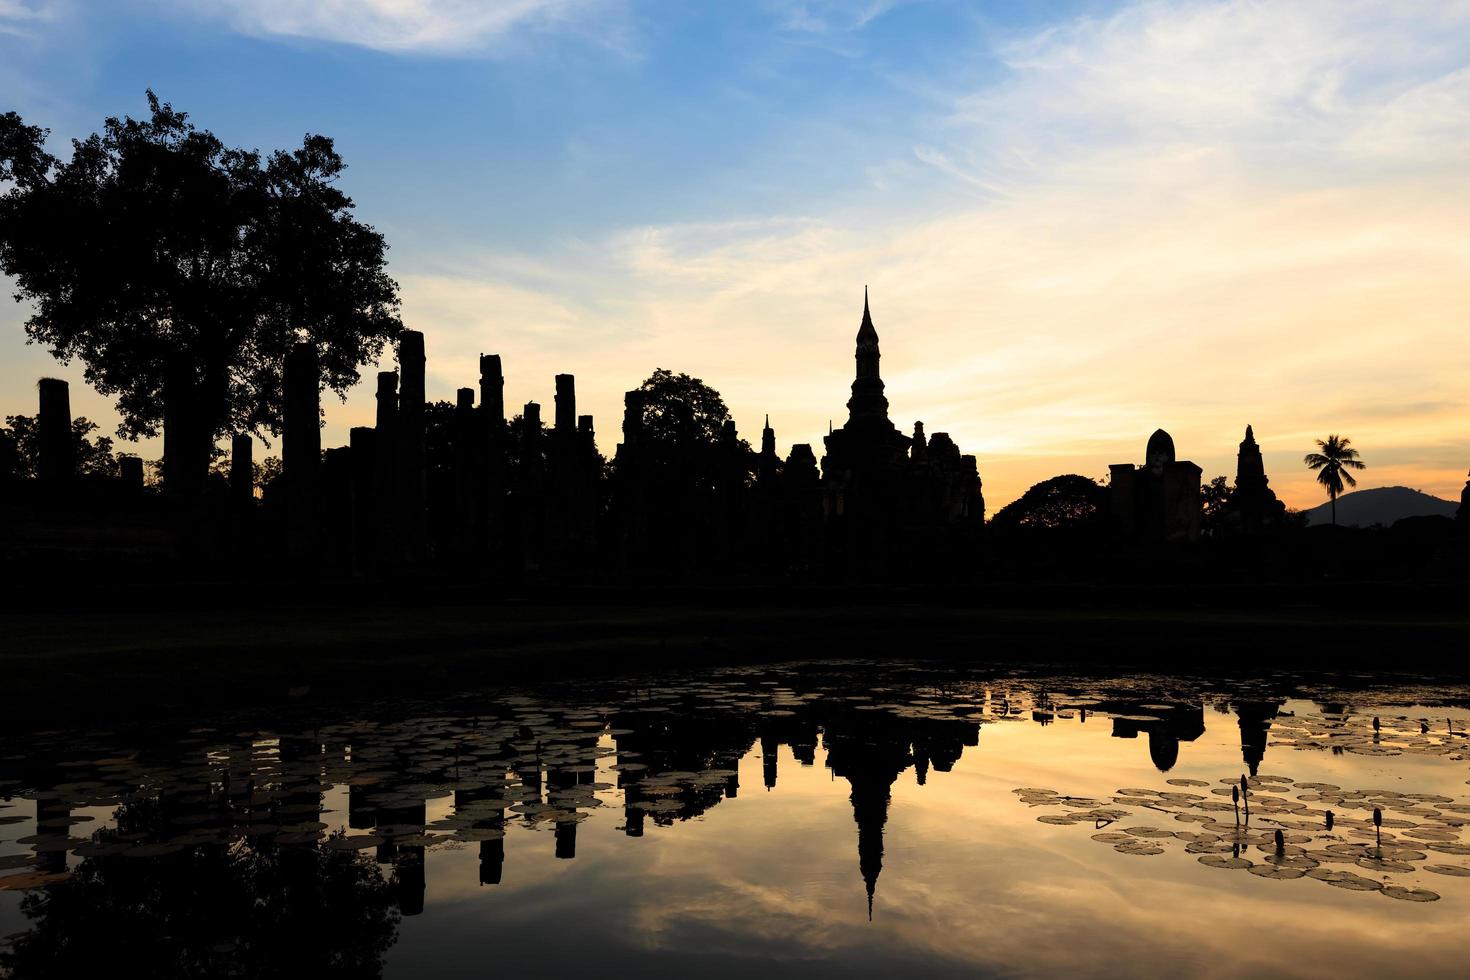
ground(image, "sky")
xmin=2 ymin=0 xmax=1468 ymax=511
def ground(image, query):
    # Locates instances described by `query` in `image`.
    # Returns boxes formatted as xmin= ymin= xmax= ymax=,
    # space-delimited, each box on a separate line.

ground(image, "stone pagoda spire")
xmin=847 ymin=287 xmax=890 ymax=423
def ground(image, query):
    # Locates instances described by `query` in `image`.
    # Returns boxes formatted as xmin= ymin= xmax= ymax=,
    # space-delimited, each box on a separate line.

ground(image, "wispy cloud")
xmin=191 ymin=0 xmax=617 ymax=54
xmin=7 ymin=1 xmax=1468 ymax=512
xmin=0 ymin=0 xmax=61 ymax=37
xmin=767 ymin=0 xmax=909 ymax=34
xmin=362 ymin=0 xmax=1470 ymax=509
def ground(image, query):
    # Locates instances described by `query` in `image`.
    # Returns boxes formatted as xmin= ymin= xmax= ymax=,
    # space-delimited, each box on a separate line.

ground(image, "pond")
xmin=3 ymin=661 xmax=1469 ymax=978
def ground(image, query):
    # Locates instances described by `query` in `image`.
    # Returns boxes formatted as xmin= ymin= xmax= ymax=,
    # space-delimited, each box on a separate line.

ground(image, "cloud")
xmin=0 ymin=0 xmax=60 ymax=37
xmin=769 ymin=1 xmax=908 ymax=34
xmin=357 ymin=0 xmax=1470 ymax=511
xmin=8 ymin=0 xmax=1468 ymax=513
xmin=192 ymin=0 xmax=615 ymax=54
xmin=947 ymin=0 xmax=1470 ymax=183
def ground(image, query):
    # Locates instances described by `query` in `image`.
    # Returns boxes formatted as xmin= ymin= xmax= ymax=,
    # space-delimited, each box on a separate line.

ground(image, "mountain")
xmin=1302 ymin=486 xmax=1459 ymax=527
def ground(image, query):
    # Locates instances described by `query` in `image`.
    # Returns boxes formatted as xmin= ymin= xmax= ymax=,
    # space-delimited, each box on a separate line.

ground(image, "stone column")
xmin=519 ymin=401 xmax=544 ymax=572
xmin=397 ymin=330 xmax=427 ymax=562
xmin=349 ymin=426 xmax=377 ymax=574
xmin=376 ymin=370 xmax=399 ymax=431
xmin=118 ymin=455 xmax=145 ymax=493
xmin=283 ymin=343 xmax=321 ymax=558
xmin=230 ymin=433 xmax=254 ymax=505
xmin=622 ymin=391 xmax=644 ymax=446
xmin=454 ymin=387 xmax=477 ymax=558
xmin=479 ymin=355 xmax=504 ymax=431
xmin=555 ymin=374 xmax=576 ymax=436
xmin=479 ymin=354 xmax=507 ymax=566
xmin=374 ymin=370 xmax=398 ymax=561
xmin=37 ymin=378 xmax=73 ymax=487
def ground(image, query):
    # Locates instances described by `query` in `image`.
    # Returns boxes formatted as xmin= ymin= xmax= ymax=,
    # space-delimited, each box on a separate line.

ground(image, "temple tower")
xmin=1109 ymin=428 xmax=1202 ymax=542
xmin=846 ymin=287 xmax=890 ymax=423
xmin=1231 ymin=424 xmax=1285 ymax=532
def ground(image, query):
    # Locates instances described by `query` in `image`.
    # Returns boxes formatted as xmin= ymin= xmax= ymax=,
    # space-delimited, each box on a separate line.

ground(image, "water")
xmin=3 ymin=661 xmax=1470 ymax=978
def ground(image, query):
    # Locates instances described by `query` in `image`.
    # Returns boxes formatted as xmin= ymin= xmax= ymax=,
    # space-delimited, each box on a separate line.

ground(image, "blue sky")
xmin=4 ymin=0 xmax=1469 ymax=508
xmin=7 ymin=2 xmax=1080 ymax=246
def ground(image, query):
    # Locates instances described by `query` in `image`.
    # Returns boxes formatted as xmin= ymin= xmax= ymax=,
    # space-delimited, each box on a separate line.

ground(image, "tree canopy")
xmin=0 ymin=94 xmax=402 ymax=492
xmin=1 ymin=413 xmax=117 ymax=479
xmin=1200 ymin=475 xmax=1233 ymax=533
xmin=989 ymin=474 xmax=1108 ymax=533
xmin=635 ymin=368 xmax=744 ymax=459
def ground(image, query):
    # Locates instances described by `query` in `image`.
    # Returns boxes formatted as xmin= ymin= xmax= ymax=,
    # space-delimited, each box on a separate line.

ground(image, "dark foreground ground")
xmin=2 ymin=580 xmax=1466 ymax=730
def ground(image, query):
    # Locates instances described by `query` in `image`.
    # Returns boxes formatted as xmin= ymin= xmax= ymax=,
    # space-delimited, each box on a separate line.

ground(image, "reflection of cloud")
xmin=592 ymin=724 xmax=1470 ymax=978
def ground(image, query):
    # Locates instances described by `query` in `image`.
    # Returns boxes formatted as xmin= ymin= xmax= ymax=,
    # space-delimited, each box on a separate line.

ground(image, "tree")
xmin=1 ymin=413 xmax=117 ymax=478
xmin=635 ymin=368 xmax=747 ymax=468
xmin=989 ymin=474 xmax=1108 ymax=533
xmin=2 ymin=830 xmax=399 ymax=978
xmin=0 ymin=95 xmax=401 ymax=496
xmin=1200 ymin=475 xmax=1233 ymax=534
xmin=614 ymin=369 xmax=751 ymax=568
xmin=1303 ymin=435 xmax=1366 ymax=526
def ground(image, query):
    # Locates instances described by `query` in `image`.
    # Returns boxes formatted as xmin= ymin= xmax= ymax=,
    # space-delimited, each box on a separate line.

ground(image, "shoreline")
xmin=3 ymin=583 xmax=1467 ymax=729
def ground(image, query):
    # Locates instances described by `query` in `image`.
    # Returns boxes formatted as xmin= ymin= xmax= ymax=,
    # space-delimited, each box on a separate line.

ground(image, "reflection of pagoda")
xmin=1235 ymin=702 xmax=1283 ymax=776
xmin=1108 ymin=703 xmax=1205 ymax=772
xmin=823 ymin=718 xmax=915 ymax=921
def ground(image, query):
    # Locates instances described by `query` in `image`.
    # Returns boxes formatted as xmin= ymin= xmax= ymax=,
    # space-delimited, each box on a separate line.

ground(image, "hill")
xmin=1302 ymin=486 xmax=1458 ymax=527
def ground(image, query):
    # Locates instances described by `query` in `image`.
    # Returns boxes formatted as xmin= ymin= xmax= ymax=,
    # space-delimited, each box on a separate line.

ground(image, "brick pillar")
xmin=555 ymin=374 xmax=576 ymax=436
xmin=37 ymin=378 xmax=73 ymax=487
xmin=454 ymin=387 xmax=477 ymax=559
xmin=396 ymin=331 xmax=427 ymax=562
xmin=479 ymin=354 xmax=507 ymax=568
xmin=622 ymin=390 xmax=644 ymax=446
xmin=374 ymin=370 xmax=398 ymax=561
xmin=349 ymin=426 xmax=376 ymax=574
xmin=284 ymin=343 xmax=321 ymax=558
xmin=230 ymin=433 xmax=254 ymax=505
xmin=118 ymin=455 xmax=145 ymax=493
xmin=479 ymin=355 xmax=504 ymax=431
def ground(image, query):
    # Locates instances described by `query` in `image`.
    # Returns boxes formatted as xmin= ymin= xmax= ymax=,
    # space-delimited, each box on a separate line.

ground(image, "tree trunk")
xmin=1331 ymin=491 xmax=1337 ymax=526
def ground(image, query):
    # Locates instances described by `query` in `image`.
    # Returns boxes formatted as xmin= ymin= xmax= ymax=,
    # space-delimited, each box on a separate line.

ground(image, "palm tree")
xmin=1303 ymin=435 xmax=1366 ymax=525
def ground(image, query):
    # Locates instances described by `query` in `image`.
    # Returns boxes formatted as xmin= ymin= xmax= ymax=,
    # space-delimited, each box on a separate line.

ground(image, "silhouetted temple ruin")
xmin=18 ymin=292 xmax=1466 ymax=581
xmin=1225 ymin=425 xmax=1286 ymax=533
xmin=821 ymin=291 xmax=985 ymax=573
xmin=1110 ymin=429 xmax=1202 ymax=543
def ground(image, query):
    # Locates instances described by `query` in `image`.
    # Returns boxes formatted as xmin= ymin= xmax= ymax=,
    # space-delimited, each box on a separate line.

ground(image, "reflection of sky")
xmin=3 ymin=2 xmax=1469 ymax=510
xmin=5 ymin=688 xmax=1470 ymax=976
xmin=383 ymin=699 xmax=1470 ymax=978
